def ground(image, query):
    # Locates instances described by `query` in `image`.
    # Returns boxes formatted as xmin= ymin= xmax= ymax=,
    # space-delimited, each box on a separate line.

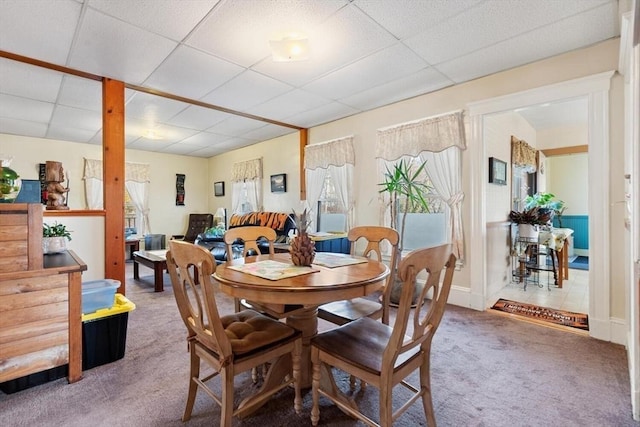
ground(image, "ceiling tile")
xmin=143 ymin=45 xmax=245 ymax=100
xmin=405 ymin=0 xmax=615 ymax=66
xmin=179 ymin=131 xmax=232 ymax=147
xmin=201 ymin=70 xmax=293 ymax=112
xmin=0 ymin=59 xmax=63 ymax=102
xmin=354 ymin=0 xmax=482 ymax=39
xmin=167 ymin=105 xmax=230 ymax=130
xmin=0 ymin=93 xmax=54 ymax=123
xmin=0 ymin=0 xmax=81 ymax=64
xmin=207 ymin=115 xmax=270 ymax=136
xmin=86 ymin=0 xmax=219 ymax=42
xmin=57 ymin=75 xmax=103 ymax=112
xmin=50 ymin=105 xmax=103 ymax=133
xmin=126 ymin=138 xmax=176 ymax=152
xmin=68 ymin=8 xmax=177 ymax=84
xmin=303 ymin=44 xmax=427 ymax=100
xmin=159 ymin=142 xmax=208 ymax=156
xmin=247 ymin=89 xmax=331 ymax=121
xmin=148 ymin=123 xmax=201 ymax=143
xmin=125 ymin=91 xmax=189 ymax=123
xmin=435 ymin=2 xmax=619 ymax=84
xmin=339 ymin=67 xmax=454 ymax=111
xmin=0 ymin=117 xmax=48 ymax=139
xmin=186 ymin=0 xmax=346 ymax=67
xmin=46 ymin=126 xmax=98 ymax=144
xmin=285 ymin=102 xmax=359 ymax=128
xmin=240 ymin=124 xmax=293 ymax=141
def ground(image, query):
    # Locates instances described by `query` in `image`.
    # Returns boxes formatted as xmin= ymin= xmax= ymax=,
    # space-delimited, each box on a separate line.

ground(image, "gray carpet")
xmin=0 ymin=268 xmax=637 ymax=427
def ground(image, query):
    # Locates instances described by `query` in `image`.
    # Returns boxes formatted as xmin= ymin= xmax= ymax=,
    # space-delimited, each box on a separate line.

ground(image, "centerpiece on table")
xmin=290 ymin=208 xmax=315 ymax=266
xmin=43 ymin=221 xmax=72 ymax=254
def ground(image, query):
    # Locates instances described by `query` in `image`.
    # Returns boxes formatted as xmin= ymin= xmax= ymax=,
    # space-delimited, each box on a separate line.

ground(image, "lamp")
xmin=269 ymin=36 xmax=309 ymax=62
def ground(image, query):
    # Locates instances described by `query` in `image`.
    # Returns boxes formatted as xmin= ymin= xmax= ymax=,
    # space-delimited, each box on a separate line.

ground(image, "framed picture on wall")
xmin=214 ymin=181 xmax=225 ymax=197
xmin=270 ymin=174 xmax=286 ymax=193
xmin=488 ymin=157 xmax=507 ymax=185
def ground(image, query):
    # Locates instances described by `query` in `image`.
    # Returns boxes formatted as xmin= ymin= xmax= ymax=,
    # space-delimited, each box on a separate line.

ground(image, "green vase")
xmin=0 ymin=166 xmax=21 ymax=203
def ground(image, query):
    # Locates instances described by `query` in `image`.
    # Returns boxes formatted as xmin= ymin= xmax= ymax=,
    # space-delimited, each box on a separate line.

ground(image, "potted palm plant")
xmin=43 ymin=221 xmax=72 ymax=254
xmin=378 ymin=159 xmax=433 ymax=304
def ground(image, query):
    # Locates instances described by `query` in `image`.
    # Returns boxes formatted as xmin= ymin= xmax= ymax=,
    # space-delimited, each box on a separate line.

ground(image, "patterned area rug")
xmin=568 ymin=255 xmax=589 ymax=271
xmin=491 ymin=298 xmax=589 ymax=331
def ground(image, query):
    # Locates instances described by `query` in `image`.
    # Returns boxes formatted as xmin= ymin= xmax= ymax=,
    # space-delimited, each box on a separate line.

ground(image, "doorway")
xmin=467 ymin=71 xmax=615 ymax=342
xmin=490 ymin=99 xmax=590 ymax=315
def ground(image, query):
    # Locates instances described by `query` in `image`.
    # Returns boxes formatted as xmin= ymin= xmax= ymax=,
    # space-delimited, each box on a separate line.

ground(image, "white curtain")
xmin=124 ymin=162 xmax=151 ymax=235
xmin=375 ymin=111 xmax=466 ymax=261
xmin=304 ymin=136 xmax=355 ymax=230
xmin=83 ymin=158 xmax=103 ymax=209
xmin=231 ymin=158 xmax=263 ymax=214
xmin=83 ymin=158 xmax=151 ymax=234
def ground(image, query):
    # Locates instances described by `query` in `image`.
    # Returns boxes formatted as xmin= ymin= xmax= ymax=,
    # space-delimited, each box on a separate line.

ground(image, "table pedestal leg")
xmin=285 ymin=307 xmax=317 ymax=388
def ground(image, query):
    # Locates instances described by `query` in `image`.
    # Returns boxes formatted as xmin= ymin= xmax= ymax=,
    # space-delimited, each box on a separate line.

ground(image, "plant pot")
xmin=43 ymin=236 xmax=67 ymax=254
xmin=518 ymin=224 xmax=539 ymax=240
xmin=388 ymin=274 xmax=423 ymax=308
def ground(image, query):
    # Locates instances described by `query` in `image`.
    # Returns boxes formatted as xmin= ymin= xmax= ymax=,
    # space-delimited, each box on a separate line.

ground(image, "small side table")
xmin=125 ymin=239 xmax=140 ymax=261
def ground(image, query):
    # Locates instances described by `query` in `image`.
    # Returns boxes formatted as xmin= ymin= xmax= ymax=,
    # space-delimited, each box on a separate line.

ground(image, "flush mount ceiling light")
xmin=143 ymin=129 xmax=163 ymax=140
xmin=269 ymin=35 xmax=309 ymax=62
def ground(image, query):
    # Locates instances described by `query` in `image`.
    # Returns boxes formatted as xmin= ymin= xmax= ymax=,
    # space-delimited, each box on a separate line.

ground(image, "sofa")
xmin=195 ymin=211 xmax=297 ymax=263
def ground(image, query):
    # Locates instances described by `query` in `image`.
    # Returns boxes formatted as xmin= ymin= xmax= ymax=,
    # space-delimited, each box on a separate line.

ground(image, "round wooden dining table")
xmin=213 ymin=252 xmax=389 ymax=389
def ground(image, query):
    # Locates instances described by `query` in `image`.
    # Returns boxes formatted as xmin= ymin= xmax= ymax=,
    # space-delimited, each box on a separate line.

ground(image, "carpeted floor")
xmin=0 ymin=270 xmax=637 ymax=426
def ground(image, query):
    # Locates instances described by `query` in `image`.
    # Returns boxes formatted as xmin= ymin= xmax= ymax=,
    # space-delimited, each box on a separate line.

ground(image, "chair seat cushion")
xmin=221 ymin=309 xmax=296 ymax=354
xmin=318 ymin=298 xmax=382 ymax=326
xmin=311 ymin=317 xmax=419 ymax=374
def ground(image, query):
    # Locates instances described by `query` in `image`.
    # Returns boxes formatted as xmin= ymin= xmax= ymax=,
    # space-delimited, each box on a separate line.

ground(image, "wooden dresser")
xmin=0 ymin=203 xmax=87 ymax=384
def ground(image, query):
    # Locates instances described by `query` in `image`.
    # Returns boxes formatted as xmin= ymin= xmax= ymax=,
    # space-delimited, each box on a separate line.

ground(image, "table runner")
xmin=312 ymin=252 xmax=368 ymax=268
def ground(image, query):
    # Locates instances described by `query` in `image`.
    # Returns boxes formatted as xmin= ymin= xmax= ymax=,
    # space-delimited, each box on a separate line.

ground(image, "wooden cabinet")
xmin=0 ymin=204 xmax=87 ymax=384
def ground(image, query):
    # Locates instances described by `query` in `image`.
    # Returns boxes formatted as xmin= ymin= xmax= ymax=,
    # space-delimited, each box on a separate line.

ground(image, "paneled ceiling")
xmin=0 ymin=0 xmax=620 ymax=158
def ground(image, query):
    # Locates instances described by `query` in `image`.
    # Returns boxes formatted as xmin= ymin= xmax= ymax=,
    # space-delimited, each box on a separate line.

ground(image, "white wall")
xmin=484 ymin=111 xmax=536 ymax=222
xmin=547 ymin=153 xmax=589 ymax=215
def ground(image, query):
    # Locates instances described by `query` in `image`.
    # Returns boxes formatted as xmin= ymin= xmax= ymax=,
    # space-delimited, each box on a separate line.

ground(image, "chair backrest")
xmin=223 ymin=226 xmax=276 ymax=260
xmin=183 ymin=213 xmax=214 ymax=243
xmin=145 ymin=233 xmax=166 ymax=250
xmin=166 ymin=240 xmax=232 ymax=361
xmin=383 ymin=244 xmax=456 ymax=368
xmin=348 ymin=226 xmax=400 ymax=318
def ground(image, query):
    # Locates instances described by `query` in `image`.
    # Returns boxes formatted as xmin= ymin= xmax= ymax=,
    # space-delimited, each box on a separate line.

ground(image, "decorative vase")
xmin=290 ymin=231 xmax=315 ymax=266
xmin=0 ymin=165 xmax=21 ymax=203
xmin=43 ymin=236 xmax=67 ymax=254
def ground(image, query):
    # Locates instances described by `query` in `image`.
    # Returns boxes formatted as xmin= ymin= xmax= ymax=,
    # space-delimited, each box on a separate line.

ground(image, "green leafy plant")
xmin=523 ymin=192 xmax=565 ymax=213
xmin=43 ymin=222 xmax=72 ymax=241
xmin=508 ymin=207 xmax=551 ymax=225
xmin=378 ymin=159 xmax=433 ymax=256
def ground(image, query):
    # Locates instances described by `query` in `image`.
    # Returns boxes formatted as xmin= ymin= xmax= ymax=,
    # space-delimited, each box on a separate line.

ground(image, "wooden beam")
xmin=541 ymin=145 xmax=588 ymax=157
xmin=299 ymin=129 xmax=308 ymax=201
xmin=102 ymin=79 xmax=126 ymax=294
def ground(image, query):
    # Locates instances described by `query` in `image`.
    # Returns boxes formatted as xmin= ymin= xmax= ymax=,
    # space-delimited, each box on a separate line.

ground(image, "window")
xmin=387 ymin=157 xmax=447 ymax=252
xmin=317 ymin=173 xmax=347 ymax=232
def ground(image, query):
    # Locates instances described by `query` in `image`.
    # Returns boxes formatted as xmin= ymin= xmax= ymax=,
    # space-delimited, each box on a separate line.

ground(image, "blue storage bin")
xmin=82 ymin=279 xmax=120 ymax=314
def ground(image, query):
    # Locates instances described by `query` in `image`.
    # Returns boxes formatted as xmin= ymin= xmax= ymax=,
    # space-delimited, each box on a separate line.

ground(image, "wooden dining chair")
xmin=166 ymin=240 xmax=302 ymax=427
xmin=317 ymin=226 xmax=399 ymax=326
xmin=223 ymin=226 xmax=305 ymax=318
xmin=310 ymin=243 xmax=456 ymax=427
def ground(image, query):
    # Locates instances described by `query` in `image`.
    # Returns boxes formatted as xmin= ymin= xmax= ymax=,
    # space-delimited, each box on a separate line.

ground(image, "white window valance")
xmin=82 ymin=158 xmax=150 ymax=182
xmin=232 ymin=158 xmax=262 ymax=182
xmin=304 ymin=136 xmax=355 ymax=169
xmin=375 ymin=111 xmax=466 ymax=160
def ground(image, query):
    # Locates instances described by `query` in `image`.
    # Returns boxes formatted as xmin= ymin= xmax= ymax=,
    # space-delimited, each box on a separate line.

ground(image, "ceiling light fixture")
xmin=143 ymin=129 xmax=163 ymax=140
xmin=269 ymin=35 xmax=309 ymax=62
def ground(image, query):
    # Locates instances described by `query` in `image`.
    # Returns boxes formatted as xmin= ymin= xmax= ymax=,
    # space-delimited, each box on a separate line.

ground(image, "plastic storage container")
xmin=0 ymin=294 xmax=135 ymax=394
xmin=82 ymin=279 xmax=120 ymax=314
xmin=82 ymin=293 xmax=135 ymax=370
